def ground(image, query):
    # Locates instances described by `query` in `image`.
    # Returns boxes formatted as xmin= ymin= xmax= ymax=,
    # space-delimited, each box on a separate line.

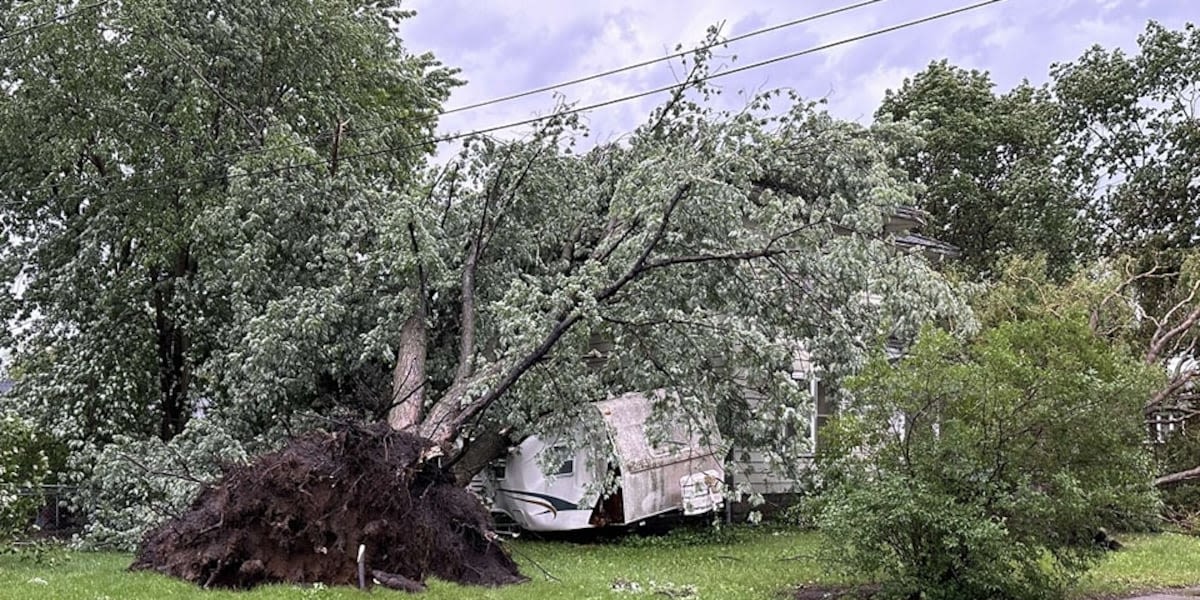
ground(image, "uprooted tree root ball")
xmin=130 ymin=424 xmax=526 ymax=591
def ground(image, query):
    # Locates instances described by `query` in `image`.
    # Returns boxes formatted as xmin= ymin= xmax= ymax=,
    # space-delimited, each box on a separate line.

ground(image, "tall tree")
xmin=0 ymin=0 xmax=456 ymax=446
xmin=877 ymin=60 xmax=1083 ymax=278
xmin=1053 ymin=21 xmax=1199 ymax=254
xmin=1050 ymin=21 xmax=1200 ymax=485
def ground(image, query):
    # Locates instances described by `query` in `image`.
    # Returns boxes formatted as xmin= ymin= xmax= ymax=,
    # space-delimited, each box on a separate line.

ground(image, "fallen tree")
xmin=1088 ymin=254 xmax=1200 ymax=487
xmin=988 ymin=254 xmax=1200 ymax=488
xmin=3 ymin=12 xmax=969 ymax=554
xmin=131 ymin=424 xmax=524 ymax=591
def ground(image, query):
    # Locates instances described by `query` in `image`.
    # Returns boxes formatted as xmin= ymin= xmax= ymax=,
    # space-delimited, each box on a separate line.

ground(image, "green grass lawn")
xmin=1076 ymin=532 xmax=1200 ymax=598
xmin=1 ymin=529 xmax=1197 ymax=600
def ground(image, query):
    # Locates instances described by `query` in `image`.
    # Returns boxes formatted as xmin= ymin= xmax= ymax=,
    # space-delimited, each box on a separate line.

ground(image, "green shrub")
xmin=0 ymin=413 xmax=49 ymax=546
xmin=817 ymin=317 xmax=1160 ymax=600
xmin=79 ymin=418 xmax=250 ymax=550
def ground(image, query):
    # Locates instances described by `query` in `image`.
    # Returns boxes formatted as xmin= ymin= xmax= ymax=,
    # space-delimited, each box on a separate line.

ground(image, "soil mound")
xmin=130 ymin=424 xmax=525 ymax=591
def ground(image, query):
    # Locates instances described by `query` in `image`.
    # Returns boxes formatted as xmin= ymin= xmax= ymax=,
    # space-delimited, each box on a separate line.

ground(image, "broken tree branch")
xmin=1147 ymin=302 xmax=1200 ymax=365
xmin=1155 ymin=464 xmax=1200 ymax=488
xmin=1146 ymin=370 xmax=1198 ymax=413
xmin=595 ymin=182 xmax=692 ymax=302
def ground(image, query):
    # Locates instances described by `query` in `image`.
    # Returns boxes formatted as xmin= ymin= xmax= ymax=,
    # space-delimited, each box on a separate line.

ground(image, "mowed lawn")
xmin=1 ymin=529 xmax=1198 ymax=600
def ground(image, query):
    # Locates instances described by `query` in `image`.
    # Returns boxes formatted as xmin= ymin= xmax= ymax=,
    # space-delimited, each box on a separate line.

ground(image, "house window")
xmin=793 ymin=378 xmax=827 ymax=454
xmin=491 ymin=460 xmax=507 ymax=480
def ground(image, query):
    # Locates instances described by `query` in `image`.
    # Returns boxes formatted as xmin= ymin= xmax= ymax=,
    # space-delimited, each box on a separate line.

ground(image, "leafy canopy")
xmin=877 ymin=60 xmax=1083 ymax=278
xmin=817 ymin=264 xmax=1160 ymax=600
xmin=1 ymin=8 xmax=972 ymax=546
xmin=1053 ymin=21 xmax=1200 ymax=253
xmin=0 ymin=0 xmax=457 ymax=445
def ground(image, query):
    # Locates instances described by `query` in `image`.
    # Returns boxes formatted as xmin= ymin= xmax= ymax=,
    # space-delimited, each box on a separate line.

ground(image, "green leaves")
xmin=0 ymin=412 xmax=50 ymax=546
xmin=0 ymin=0 xmax=457 ymax=445
xmin=878 ymin=60 xmax=1085 ymax=278
xmin=426 ymin=91 xmax=969 ymax=458
xmin=818 ymin=274 xmax=1160 ymax=599
xmin=1053 ymin=21 xmax=1200 ymax=254
xmin=2 ymin=9 xmax=970 ymax=544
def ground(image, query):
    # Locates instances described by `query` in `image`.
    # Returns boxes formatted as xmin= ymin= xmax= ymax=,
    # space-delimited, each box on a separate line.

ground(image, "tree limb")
xmin=1155 ymin=464 xmax=1200 ymax=488
xmin=641 ymin=247 xmax=796 ymax=273
xmin=147 ymin=33 xmax=259 ymax=138
xmin=1146 ymin=370 xmax=1197 ymax=413
xmin=455 ymin=242 xmax=479 ymax=383
xmin=1147 ymin=302 xmax=1200 ymax=365
xmin=595 ymin=183 xmax=692 ymax=302
xmin=455 ymin=144 xmax=545 ymax=384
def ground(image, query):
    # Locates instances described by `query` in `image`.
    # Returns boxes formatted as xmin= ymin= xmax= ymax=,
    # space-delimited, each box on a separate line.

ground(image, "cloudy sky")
xmin=397 ymin=0 xmax=1193 ymax=149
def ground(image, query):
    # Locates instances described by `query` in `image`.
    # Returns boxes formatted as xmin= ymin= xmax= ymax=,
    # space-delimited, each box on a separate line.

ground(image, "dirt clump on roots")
xmin=130 ymin=423 xmax=526 ymax=592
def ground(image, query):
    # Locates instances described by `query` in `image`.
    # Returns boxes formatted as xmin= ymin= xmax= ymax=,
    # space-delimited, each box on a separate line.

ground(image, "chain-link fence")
xmin=7 ymin=484 xmax=85 ymax=538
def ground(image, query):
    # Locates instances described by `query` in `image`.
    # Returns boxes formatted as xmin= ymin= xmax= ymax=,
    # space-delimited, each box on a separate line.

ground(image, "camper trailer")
xmin=471 ymin=391 xmax=725 ymax=532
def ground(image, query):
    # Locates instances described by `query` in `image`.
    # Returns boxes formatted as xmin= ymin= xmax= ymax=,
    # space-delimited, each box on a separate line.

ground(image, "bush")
xmin=0 ymin=413 xmax=49 ymax=546
xmin=816 ymin=317 xmax=1160 ymax=600
xmin=79 ymin=418 xmax=250 ymax=550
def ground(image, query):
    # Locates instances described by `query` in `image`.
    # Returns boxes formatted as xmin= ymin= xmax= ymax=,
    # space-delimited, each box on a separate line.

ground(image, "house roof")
xmin=885 ymin=206 xmax=929 ymax=234
xmin=895 ymin=233 xmax=962 ymax=259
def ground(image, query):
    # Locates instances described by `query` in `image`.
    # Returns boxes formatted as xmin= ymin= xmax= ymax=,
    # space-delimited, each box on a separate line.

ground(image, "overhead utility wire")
xmin=381 ymin=1 xmax=892 ymax=123
xmin=3 ymin=0 xmax=1006 ymax=204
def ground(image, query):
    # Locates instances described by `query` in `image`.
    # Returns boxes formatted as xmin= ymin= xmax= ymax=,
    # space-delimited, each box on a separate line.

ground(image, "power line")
xmin=2 ymin=0 xmax=1006 ymax=205
xmin=429 ymin=0 xmax=892 ymax=119
xmin=4 ymin=0 xmax=888 ymax=198
xmin=0 ymin=1 xmax=108 ymax=42
xmin=690 ymin=0 xmax=1002 ymax=86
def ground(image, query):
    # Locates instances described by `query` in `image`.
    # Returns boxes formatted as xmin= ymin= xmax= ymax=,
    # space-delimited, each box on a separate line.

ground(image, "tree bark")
xmin=455 ymin=241 xmax=479 ymax=383
xmin=416 ymin=361 xmax=505 ymax=446
xmin=449 ymin=428 xmax=512 ymax=487
xmin=1155 ymin=464 xmax=1200 ymax=488
xmin=1146 ymin=371 xmax=1196 ymax=413
xmin=1147 ymin=303 xmax=1200 ymax=365
xmin=152 ymin=291 xmax=189 ymax=442
xmin=387 ymin=315 xmax=427 ymax=431
xmin=151 ymin=245 xmax=193 ymax=442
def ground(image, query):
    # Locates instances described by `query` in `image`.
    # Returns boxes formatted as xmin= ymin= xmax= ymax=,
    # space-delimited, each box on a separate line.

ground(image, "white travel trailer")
xmin=472 ymin=390 xmax=725 ymax=532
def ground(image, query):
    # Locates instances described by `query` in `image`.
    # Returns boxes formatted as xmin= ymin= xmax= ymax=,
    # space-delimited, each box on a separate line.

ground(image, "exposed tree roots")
xmin=130 ymin=424 xmax=526 ymax=591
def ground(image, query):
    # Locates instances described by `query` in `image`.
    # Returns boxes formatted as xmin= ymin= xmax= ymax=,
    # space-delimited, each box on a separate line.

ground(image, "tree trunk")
xmin=153 ymin=294 xmax=189 ymax=442
xmin=151 ymin=246 xmax=193 ymax=442
xmin=449 ymin=428 xmax=512 ymax=487
xmin=415 ymin=362 xmax=502 ymax=447
xmin=387 ymin=315 xmax=427 ymax=431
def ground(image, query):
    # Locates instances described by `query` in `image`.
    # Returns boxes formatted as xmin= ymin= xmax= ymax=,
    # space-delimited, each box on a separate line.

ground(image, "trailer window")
xmin=554 ymin=458 xmax=574 ymax=475
xmin=551 ymin=447 xmax=574 ymax=475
